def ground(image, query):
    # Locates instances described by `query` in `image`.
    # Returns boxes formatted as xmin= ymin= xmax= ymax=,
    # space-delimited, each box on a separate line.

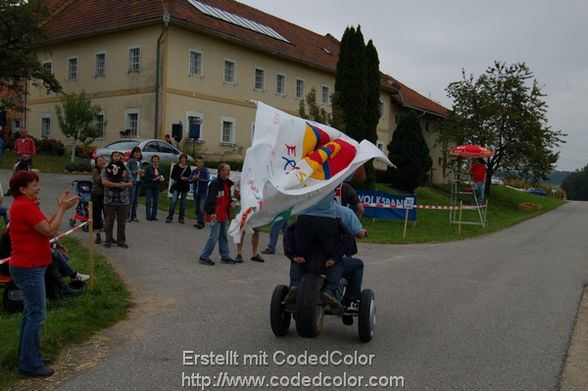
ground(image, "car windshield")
xmin=105 ymin=140 xmax=140 ymax=150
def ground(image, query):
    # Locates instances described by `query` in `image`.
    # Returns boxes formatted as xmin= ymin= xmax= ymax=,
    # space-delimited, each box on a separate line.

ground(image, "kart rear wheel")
xmin=358 ymin=289 xmax=375 ymax=342
xmin=270 ymin=284 xmax=291 ymax=337
xmin=295 ymin=273 xmax=324 ymax=338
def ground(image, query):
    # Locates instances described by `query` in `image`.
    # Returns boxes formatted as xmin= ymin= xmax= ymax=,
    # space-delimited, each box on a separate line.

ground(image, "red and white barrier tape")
xmin=362 ymin=203 xmax=485 ymax=211
xmin=0 ymin=221 xmax=88 ymax=265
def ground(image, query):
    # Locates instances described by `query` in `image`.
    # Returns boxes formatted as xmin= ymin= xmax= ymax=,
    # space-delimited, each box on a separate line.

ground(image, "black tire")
xmin=295 ymin=273 xmax=324 ymax=338
xmin=358 ymin=289 xmax=375 ymax=342
xmin=69 ymin=218 xmax=76 ymax=227
xmin=270 ymin=284 xmax=291 ymax=337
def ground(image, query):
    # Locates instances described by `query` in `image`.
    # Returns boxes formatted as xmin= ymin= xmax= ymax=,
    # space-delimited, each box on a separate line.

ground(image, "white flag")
xmin=228 ymin=102 xmax=392 ymax=241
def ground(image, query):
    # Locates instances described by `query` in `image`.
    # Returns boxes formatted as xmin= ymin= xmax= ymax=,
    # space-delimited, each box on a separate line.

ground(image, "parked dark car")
xmin=526 ymin=187 xmax=547 ymax=197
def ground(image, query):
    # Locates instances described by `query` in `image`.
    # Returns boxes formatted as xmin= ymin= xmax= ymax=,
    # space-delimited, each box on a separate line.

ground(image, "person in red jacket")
xmin=198 ymin=163 xmax=237 ymax=266
xmin=469 ymin=158 xmax=487 ymax=204
xmin=13 ymin=128 xmax=37 ymax=171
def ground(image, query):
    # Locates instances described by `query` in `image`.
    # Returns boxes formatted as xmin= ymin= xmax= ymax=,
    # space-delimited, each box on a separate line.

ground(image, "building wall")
xmin=28 ymin=26 xmax=161 ymax=141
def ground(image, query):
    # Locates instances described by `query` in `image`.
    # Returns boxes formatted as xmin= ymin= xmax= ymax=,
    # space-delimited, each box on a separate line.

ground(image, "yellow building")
xmin=29 ymin=0 xmax=449 ymax=181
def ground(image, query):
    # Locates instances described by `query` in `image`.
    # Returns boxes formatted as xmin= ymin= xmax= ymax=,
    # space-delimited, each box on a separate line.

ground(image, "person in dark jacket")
xmin=143 ymin=155 xmax=165 ymax=221
xmin=198 ymin=163 xmax=236 ymax=266
xmin=282 ymin=218 xmax=354 ymax=314
xmin=166 ymin=154 xmax=191 ymax=223
xmin=126 ymin=146 xmax=143 ymax=222
xmin=91 ymin=156 xmax=106 ymax=243
xmin=190 ymin=156 xmax=210 ymax=229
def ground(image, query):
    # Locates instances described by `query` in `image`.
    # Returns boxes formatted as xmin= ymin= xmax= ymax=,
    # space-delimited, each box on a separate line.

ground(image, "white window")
xmin=321 ymin=85 xmax=330 ymax=105
xmin=186 ymin=111 xmax=204 ymax=141
xmin=42 ymin=60 xmax=53 ymax=74
xmin=220 ymin=117 xmax=235 ymax=144
xmin=67 ymin=57 xmax=78 ymax=81
xmin=128 ymin=46 xmax=141 ymax=73
xmin=276 ymin=73 xmax=286 ymax=96
xmin=189 ymin=50 xmax=203 ymax=77
xmin=223 ymin=59 xmax=235 ymax=85
xmin=95 ymin=52 xmax=106 ymax=77
xmin=295 ymin=78 xmax=304 ymax=100
xmin=94 ymin=112 xmax=106 ymax=138
xmin=40 ymin=114 xmax=52 ymax=138
xmin=254 ymin=67 xmax=265 ymax=91
xmin=125 ymin=109 xmax=140 ymax=136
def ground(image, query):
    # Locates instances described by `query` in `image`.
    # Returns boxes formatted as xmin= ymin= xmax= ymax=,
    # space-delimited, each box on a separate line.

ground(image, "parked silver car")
xmin=91 ymin=138 xmax=195 ymax=166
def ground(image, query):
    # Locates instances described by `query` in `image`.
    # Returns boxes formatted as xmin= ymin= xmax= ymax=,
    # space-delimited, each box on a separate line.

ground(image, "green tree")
xmin=387 ymin=111 xmax=432 ymax=192
xmin=0 ymin=0 xmax=61 ymax=104
xmin=298 ymin=87 xmax=329 ymax=124
xmin=363 ymin=40 xmax=381 ymax=188
xmin=55 ymin=91 xmax=102 ymax=162
xmin=332 ymin=26 xmax=367 ymax=140
xmin=561 ymin=164 xmax=588 ymax=201
xmin=439 ymin=61 xmax=565 ymax=194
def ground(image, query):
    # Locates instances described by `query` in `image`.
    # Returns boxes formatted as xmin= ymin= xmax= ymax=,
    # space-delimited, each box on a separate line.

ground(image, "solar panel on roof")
xmin=187 ymin=0 xmax=290 ymax=43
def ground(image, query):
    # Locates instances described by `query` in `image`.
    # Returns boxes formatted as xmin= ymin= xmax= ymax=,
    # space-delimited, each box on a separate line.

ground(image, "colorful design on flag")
xmin=302 ymin=122 xmax=331 ymax=157
xmin=303 ymin=139 xmax=356 ymax=180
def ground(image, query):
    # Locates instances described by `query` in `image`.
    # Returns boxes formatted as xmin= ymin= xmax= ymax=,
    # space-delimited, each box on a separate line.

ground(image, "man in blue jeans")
xmin=262 ymin=218 xmax=289 ymax=254
xmin=198 ymin=163 xmax=236 ymax=265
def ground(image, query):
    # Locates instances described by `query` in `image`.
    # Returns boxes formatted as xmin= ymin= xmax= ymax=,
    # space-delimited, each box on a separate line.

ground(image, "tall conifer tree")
xmin=387 ymin=111 xmax=433 ymax=192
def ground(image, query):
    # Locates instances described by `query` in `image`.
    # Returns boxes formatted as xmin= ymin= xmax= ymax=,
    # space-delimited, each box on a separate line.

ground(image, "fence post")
xmin=88 ymin=201 xmax=95 ymax=290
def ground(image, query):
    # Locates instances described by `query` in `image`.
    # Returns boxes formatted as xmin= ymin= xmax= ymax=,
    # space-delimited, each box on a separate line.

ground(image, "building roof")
xmin=42 ymin=0 xmax=448 ymax=118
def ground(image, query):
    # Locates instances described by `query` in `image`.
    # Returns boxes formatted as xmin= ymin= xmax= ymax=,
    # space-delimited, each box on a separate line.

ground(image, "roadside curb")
xmin=560 ymin=286 xmax=588 ymax=390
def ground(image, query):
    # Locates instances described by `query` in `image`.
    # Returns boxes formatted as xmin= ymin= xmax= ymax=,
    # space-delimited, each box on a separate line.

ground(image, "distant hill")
xmin=542 ymin=170 xmax=571 ymax=185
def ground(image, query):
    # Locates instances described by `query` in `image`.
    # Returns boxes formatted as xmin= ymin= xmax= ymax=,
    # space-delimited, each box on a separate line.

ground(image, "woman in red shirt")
xmin=8 ymin=171 xmax=78 ymax=378
xmin=469 ymin=158 xmax=487 ymax=204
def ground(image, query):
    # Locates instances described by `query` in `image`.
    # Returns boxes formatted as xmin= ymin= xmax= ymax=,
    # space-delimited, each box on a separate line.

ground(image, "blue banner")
xmin=356 ymin=190 xmax=416 ymax=221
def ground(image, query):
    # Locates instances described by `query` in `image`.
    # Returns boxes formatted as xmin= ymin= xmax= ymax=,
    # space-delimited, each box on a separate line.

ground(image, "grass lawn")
xmin=0 ymin=237 xmax=133 ymax=388
xmin=361 ymin=183 xmax=566 ymax=243
xmin=0 ymin=150 xmax=91 ymax=173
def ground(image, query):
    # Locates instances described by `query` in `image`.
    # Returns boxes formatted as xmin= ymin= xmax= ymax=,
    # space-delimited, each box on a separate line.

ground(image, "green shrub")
xmin=37 ymin=138 xmax=65 ymax=156
xmin=76 ymin=145 xmax=94 ymax=159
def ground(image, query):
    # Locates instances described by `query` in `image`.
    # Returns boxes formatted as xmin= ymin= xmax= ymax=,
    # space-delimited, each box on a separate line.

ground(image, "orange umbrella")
xmin=450 ymin=144 xmax=493 ymax=158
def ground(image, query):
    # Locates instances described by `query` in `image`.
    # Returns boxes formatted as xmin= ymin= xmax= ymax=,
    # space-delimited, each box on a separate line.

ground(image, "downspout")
xmin=155 ymin=10 xmax=170 ymax=139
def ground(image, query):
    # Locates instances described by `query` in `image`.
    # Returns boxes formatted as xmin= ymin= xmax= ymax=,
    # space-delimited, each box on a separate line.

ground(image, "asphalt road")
xmin=2 ymin=170 xmax=587 ymax=391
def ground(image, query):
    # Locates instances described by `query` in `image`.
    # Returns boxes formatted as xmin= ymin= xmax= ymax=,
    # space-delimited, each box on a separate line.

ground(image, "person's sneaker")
xmin=94 ymin=234 xmax=101 ymax=244
xmin=165 ymin=218 xmax=172 ymax=223
xmin=235 ymin=254 xmax=244 ymax=263
xmin=179 ymin=219 xmax=185 ymax=224
xmin=61 ymin=286 xmax=81 ymax=296
xmin=199 ymin=257 xmax=215 ymax=266
xmin=197 ymin=223 xmax=204 ymax=229
xmin=73 ymin=273 xmax=90 ymax=282
xmin=250 ymin=254 xmax=265 ymax=263
xmin=283 ymin=286 xmax=298 ymax=305
xmin=220 ymin=257 xmax=236 ymax=264
xmin=152 ymin=217 xmax=158 ymax=221
xmin=346 ymin=300 xmax=360 ymax=314
xmin=194 ymin=223 xmax=199 ymax=228
xmin=132 ymin=217 xmax=139 ymax=222
xmin=321 ymin=290 xmax=343 ymax=315
xmin=127 ymin=218 xmax=133 ymax=222
xmin=19 ymin=367 xmax=55 ymax=378
xmin=261 ymin=248 xmax=275 ymax=255
xmin=117 ymin=243 xmax=129 ymax=249
xmin=104 ymin=241 xmax=113 ymax=248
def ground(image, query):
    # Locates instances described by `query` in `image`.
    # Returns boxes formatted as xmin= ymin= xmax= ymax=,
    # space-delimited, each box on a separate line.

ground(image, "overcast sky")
xmin=240 ymin=0 xmax=587 ymax=172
